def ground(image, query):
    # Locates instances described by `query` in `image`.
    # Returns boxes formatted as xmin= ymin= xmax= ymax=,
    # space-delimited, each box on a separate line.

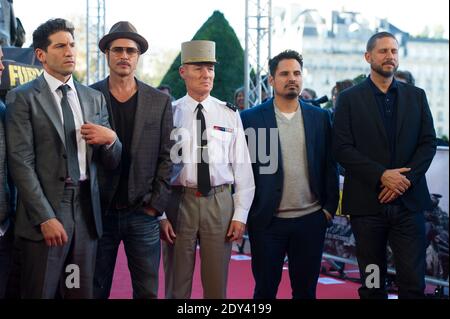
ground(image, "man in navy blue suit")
xmin=240 ymin=50 xmax=339 ymax=299
xmin=333 ymin=32 xmax=436 ymax=299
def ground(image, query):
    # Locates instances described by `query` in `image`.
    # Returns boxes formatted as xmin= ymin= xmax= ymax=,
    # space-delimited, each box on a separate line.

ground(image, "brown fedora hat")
xmin=98 ymin=21 xmax=148 ymax=53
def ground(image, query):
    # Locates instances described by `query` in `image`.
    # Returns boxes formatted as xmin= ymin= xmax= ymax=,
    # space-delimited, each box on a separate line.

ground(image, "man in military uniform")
xmin=160 ymin=40 xmax=255 ymax=299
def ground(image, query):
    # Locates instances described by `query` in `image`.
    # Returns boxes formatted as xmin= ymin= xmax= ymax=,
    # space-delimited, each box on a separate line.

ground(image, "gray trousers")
xmin=163 ymin=185 xmax=234 ymax=299
xmin=19 ymin=182 xmax=97 ymax=299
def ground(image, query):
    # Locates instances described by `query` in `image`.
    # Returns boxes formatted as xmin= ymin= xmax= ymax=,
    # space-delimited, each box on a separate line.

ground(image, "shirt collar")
xmin=185 ymin=94 xmax=212 ymax=113
xmin=43 ymin=70 xmax=76 ymax=94
xmin=368 ymin=75 xmax=398 ymax=95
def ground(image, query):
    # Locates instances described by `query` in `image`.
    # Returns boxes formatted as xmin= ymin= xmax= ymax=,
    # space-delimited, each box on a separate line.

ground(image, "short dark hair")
xmin=395 ymin=70 xmax=415 ymax=85
xmin=269 ymin=50 xmax=303 ymax=77
xmin=366 ymin=32 xmax=398 ymax=52
xmin=32 ymin=18 xmax=75 ymax=51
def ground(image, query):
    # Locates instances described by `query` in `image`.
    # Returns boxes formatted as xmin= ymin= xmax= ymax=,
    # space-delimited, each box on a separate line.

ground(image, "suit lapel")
xmin=261 ymin=99 xmax=278 ymax=130
xmin=130 ymin=80 xmax=148 ymax=158
xmin=300 ymin=101 xmax=315 ymax=181
xmin=35 ymin=75 xmax=66 ymax=147
xmin=74 ymin=81 xmax=94 ymax=163
xmin=74 ymin=81 xmax=89 ymax=121
xmin=261 ymin=99 xmax=283 ymax=173
xmin=98 ymin=77 xmax=115 ymax=130
xmin=396 ymin=84 xmax=408 ymax=143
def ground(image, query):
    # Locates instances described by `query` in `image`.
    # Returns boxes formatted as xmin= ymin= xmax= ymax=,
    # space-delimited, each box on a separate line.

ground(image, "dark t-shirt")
xmin=110 ymin=91 xmax=138 ymax=207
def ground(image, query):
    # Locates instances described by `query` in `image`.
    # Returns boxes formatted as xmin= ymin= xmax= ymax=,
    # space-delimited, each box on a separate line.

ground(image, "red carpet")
xmin=109 ymin=243 xmax=361 ymax=299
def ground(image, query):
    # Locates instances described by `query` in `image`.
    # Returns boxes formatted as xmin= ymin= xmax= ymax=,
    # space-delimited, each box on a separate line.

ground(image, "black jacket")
xmin=90 ymin=77 xmax=173 ymax=214
xmin=332 ymin=78 xmax=436 ymax=215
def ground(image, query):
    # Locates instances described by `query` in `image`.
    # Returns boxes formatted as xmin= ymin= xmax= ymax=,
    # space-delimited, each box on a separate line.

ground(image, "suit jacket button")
xmin=59 ymin=177 xmax=65 ymax=182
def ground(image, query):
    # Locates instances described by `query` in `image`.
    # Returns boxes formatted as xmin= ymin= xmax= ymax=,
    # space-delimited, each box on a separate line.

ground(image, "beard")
xmin=371 ymin=62 xmax=398 ymax=78
xmin=281 ymin=84 xmax=300 ymax=100
xmin=284 ymin=91 xmax=300 ymax=99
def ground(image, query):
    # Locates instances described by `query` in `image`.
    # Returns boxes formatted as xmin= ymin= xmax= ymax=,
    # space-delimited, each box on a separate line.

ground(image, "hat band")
xmin=183 ymin=57 xmax=217 ymax=63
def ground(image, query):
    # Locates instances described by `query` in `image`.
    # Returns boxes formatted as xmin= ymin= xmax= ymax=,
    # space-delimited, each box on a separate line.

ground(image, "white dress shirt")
xmin=43 ymin=71 xmax=87 ymax=180
xmin=168 ymin=94 xmax=255 ymax=224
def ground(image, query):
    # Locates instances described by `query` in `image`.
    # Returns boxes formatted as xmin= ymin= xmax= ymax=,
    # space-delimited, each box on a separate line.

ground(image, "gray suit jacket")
xmin=90 ymin=77 xmax=173 ymax=214
xmin=5 ymin=75 xmax=122 ymax=241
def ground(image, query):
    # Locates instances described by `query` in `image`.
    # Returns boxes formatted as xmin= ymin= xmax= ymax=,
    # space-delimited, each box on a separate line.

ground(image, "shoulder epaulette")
xmin=226 ymin=102 xmax=237 ymax=112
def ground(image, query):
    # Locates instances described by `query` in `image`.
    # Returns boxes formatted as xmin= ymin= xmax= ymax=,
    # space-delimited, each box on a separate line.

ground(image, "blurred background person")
xmin=394 ymin=70 xmax=415 ymax=86
xmin=157 ymin=84 xmax=175 ymax=101
xmin=234 ymin=86 xmax=245 ymax=111
xmin=300 ymin=87 xmax=317 ymax=100
xmin=331 ymin=80 xmax=354 ymax=110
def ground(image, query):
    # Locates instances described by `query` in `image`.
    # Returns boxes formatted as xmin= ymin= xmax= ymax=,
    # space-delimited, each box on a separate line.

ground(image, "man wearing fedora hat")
xmin=159 ymin=40 xmax=254 ymax=299
xmin=91 ymin=21 xmax=173 ymax=299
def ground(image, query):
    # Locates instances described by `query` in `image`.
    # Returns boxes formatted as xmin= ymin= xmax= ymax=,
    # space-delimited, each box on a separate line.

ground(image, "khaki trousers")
xmin=163 ymin=186 xmax=233 ymax=299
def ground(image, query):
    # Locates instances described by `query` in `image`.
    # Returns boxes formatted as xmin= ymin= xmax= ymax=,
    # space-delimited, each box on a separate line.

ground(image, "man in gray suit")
xmin=5 ymin=18 xmax=122 ymax=299
xmin=91 ymin=21 xmax=173 ymax=299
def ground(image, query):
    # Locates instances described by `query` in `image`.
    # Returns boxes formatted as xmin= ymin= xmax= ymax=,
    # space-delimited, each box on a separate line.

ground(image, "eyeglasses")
xmin=109 ymin=47 xmax=140 ymax=56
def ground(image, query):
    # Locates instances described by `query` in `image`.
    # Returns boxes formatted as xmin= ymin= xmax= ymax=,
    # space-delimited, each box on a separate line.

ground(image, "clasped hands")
xmin=379 ymin=167 xmax=411 ymax=204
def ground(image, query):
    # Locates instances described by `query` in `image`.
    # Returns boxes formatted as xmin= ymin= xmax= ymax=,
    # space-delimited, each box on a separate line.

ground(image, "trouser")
xmin=0 ymin=223 xmax=13 ymax=298
xmin=19 ymin=181 xmax=97 ymax=299
xmin=249 ymin=210 xmax=328 ymax=299
xmin=93 ymin=207 xmax=160 ymax=299
xmin=163 ymin=185 xmax=234 ymax=299
xmin=350 ymin=205 xmax=426 ymax=299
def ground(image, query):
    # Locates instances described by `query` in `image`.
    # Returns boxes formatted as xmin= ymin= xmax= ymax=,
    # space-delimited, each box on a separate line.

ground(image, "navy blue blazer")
xmin=332 ymin=78 xmax=436 ymax=215
xmin=240 ymin=98 xmax=339 ymax=231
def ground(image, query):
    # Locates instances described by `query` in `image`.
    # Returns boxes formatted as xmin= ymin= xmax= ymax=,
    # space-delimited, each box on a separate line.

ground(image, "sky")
xmin=13 ymin=0 xmax=450 ymax=52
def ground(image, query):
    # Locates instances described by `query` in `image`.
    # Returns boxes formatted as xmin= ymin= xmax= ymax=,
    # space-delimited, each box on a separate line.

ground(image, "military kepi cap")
xmin=181 ymin=40 xmax=217 ymax=64
xmin=99 ymin=21 xmax=148 ymax=53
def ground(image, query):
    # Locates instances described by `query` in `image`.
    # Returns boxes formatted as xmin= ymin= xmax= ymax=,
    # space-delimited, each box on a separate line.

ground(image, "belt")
xmin=110 ymin=202 xmax=142 ymax=213
xmin=65 ymin=179 xmax=89 ymax=187
xmin=174 ymin=184 xmax=230 ymax=197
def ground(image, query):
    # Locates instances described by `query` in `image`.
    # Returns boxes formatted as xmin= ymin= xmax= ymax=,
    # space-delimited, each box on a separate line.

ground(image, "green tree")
xmin=352 ymin=74 xmax=367 ymax=85
xmin=160 ymin=11 xmax=244 ymax=102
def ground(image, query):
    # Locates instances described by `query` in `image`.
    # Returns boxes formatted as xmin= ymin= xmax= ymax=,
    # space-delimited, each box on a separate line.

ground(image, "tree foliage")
xmin=159 ymin=11 xmax=244 ymax=102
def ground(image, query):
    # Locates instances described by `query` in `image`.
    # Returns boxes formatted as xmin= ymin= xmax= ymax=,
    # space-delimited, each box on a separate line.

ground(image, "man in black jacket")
xmin=333 ymin=32 xmax=437 ymax=299
xmin=91 ymin=21 xmax=173 ymax=299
